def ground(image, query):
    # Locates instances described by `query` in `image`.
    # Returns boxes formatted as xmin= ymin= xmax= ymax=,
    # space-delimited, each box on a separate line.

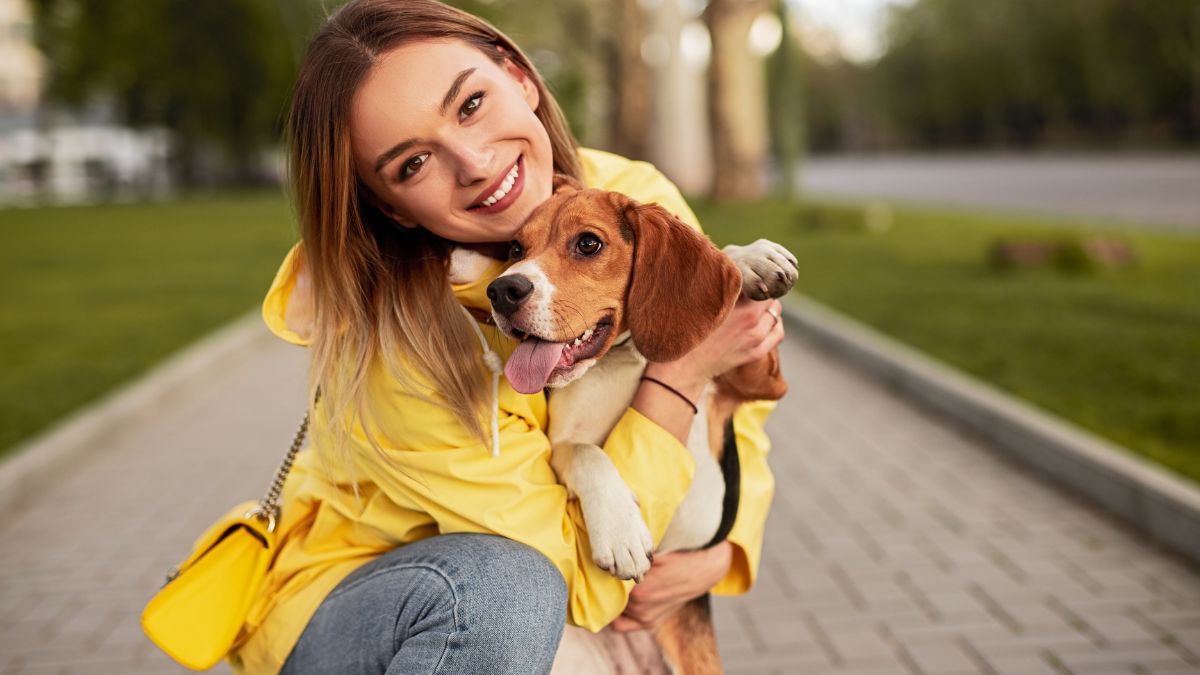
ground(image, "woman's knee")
xmin=443 ymin=533 xmax=566 ymax=621
xmin=437 ymin=534 xmax=567 ymax=654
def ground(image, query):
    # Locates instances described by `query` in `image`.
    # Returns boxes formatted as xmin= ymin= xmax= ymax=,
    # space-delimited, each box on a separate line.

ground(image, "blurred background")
xmin=1 ymin=0 xmax=1198 ymax=482
xmin=2 ymin=3 xmax=1200 ymax=673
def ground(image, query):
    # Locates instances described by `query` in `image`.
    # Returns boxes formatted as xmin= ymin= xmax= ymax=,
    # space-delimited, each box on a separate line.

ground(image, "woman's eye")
xmin=576 ymin=234 xmax=602 ymax=256
xmin=509 ymin=241 xmax=525 ymax=260
xmin=400 ymin=153 xmax=429 ymax=180
xmin=460 ymin=91 xmax=485 ymax=120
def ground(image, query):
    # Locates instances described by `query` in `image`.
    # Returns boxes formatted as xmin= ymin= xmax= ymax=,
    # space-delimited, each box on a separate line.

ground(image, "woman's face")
xmin=350 ymin=40 xmax=555 ymax=244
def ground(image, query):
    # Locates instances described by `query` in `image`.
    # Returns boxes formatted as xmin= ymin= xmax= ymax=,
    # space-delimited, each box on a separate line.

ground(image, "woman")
xmin=233 ymin=0 xmax=783 ymax=673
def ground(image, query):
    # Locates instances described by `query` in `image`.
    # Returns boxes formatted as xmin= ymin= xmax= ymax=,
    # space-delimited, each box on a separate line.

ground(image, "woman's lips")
xmin=469 ymin=156 xmax=525 ymax=215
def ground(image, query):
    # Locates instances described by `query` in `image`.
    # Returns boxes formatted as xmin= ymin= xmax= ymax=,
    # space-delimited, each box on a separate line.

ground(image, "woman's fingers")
xmin=650 ymin=297 xmax=786 ymax=383
xmin=751 ymin=299 xmax=784 ymax=343
xmin=755 ymin=298 xmax=781 ymax=331
xmin=746 ymin=299 xmax=784 ymax=361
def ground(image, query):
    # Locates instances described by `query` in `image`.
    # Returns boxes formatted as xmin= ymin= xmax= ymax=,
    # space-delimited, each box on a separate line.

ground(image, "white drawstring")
xmin=461 ymin=306 xmax=503 ymax=457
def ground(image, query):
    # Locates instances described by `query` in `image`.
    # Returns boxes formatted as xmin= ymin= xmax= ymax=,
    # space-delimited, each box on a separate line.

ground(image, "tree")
xmin=610 ymin=0 xmax=652 ymax=160
xmin=704 ymin=0 xmax=772 ymax=200
xmin=766 ymin=0 xmax=803 ymax=196
xmin=32 ymin=0 xmax=300 ymax=187
xmin=866 ymin=0 xmax=1200 ymax=150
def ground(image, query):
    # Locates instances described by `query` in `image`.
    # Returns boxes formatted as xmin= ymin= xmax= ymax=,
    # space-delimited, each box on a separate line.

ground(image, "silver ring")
xmin=767 ymin=308 xmax=780 ymax=327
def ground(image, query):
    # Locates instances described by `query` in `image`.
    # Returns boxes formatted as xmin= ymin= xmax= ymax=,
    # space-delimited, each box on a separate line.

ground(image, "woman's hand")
xmin=610 ymin=541 xmax=734 ymax=632
xmin=645 ymin=297 xmax=784 ymax=393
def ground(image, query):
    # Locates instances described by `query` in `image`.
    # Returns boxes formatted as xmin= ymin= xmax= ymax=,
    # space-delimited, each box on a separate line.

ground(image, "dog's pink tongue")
xmin=505 ymin=337 xmax=566 ymax=394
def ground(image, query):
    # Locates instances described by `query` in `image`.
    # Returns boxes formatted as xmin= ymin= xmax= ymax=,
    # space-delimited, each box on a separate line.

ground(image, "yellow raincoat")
xmin=230 ymin=148 xmax=776 ymax=674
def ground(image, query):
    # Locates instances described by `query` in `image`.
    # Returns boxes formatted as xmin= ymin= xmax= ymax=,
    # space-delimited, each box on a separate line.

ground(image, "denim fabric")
xmin=279 ymin=533 xmax=567 ymax=675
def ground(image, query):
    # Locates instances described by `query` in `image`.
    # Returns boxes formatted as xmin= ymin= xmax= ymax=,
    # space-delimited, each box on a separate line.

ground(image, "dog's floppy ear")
xmin=625 ymin=203 xmax=742 ymax=362
xmin=552 ymin=174 xmax=583 ymax=194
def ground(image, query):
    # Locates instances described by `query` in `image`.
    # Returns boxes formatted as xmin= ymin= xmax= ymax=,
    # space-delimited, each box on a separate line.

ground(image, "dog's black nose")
xmin=487 ymin=275 xmax=534 ymax=316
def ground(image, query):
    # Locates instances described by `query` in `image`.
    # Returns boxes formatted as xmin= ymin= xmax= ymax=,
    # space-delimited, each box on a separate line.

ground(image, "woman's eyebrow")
xmin=373 ymin=67 xmax=478 ymax=176
xmin=438 ymin=68 xmax=477 ymax=115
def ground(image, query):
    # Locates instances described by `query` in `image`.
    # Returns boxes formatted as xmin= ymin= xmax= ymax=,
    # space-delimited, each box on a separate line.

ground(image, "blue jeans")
xmin=280 ymin=533 xmax=567 ymax=674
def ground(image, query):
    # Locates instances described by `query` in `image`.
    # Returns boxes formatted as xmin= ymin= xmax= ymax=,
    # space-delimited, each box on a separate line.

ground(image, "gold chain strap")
xmin=247 ymin=393 xmax=318 ymax=533
xmin=258 ymin=411 xmax=310 ymax=513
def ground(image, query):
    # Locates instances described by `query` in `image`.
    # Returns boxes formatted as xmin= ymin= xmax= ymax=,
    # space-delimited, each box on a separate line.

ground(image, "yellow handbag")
xmin=141 ymin=408 xmax=311 ymax=671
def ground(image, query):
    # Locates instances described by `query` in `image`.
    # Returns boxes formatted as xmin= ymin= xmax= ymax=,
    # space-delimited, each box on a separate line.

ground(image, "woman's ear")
xmin=500 ymin=57 xmax=540 ymax=111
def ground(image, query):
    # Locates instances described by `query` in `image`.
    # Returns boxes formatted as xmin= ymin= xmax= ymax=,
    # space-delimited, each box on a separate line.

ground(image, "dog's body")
xmin=459 ymin=180 xmax=796 ymax=673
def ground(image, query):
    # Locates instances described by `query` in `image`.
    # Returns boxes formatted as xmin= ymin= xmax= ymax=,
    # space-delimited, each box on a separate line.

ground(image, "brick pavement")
xmin=1 ymin=325 xmax=1198 ymax=674
xmin=713 ymin=335 xmax=1200 ymax=674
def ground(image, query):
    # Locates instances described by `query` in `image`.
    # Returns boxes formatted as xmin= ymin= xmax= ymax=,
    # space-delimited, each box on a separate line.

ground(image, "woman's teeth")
xmin=480 ymin=162 xmax=520 ymax=207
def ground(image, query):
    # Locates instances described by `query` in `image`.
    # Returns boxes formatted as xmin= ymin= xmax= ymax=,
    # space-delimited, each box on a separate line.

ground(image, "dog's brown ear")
xmin=625 ymin=203 xmax=742 ymax=362
xmin=552 ymin=174 xmax=583 ymax=194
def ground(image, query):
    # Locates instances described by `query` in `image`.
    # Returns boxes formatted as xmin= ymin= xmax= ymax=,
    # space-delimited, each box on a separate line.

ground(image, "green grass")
xmin=4 ymin=191 xmax=1198 ymax=487
xmin=694 ymin=198 xmax=1200 ymax=485
xmin=1 ymin=192 xmax=297 ymax=455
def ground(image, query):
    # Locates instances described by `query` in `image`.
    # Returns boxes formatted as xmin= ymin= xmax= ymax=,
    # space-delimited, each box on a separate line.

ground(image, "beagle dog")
xmin=465 ymin=177 xmax=795 ymax=674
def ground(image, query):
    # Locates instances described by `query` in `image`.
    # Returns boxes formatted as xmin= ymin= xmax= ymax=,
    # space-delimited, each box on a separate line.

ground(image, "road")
xmin=800 ymin=154 xmax=1200 ymax=230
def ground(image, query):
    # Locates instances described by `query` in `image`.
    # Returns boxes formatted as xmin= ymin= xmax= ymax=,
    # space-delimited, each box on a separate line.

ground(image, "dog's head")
xmin=488 ymin=176 xmax=742 ymax=394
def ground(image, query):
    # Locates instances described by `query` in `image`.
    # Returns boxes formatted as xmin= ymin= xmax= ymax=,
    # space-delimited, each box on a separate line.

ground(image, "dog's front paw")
xmin=582 ymin=489 xmax=654 ymax=582
xmin=724 ymin=239 xmax=798 ymax=300
xmin=448 ymin=246 xmax=496 ymax=285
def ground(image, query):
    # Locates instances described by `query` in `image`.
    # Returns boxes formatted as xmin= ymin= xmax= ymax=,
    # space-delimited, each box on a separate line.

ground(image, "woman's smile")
xmin=468 ymin=155 xmax=525 ymax=213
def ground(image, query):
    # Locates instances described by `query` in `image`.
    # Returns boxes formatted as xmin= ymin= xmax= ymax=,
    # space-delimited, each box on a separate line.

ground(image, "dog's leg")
xmin=552 ymin=440 xmax=654 ymax=581
xmin=547 ymin=343 xmax=654 ymax=581
xmin=723 ymin=239 xmax=798 ymax=300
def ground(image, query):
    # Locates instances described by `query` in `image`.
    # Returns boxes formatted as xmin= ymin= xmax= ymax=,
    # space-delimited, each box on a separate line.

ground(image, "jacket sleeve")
xmin=589 ymin=153 xmax=777 ymax=596
xmin=261 ymin=243 xmax=311 ymax=346
xmin=712 ymin=400 xmax=776 ymax=595
xmin=335 ymin=370 xmax=697 ymax=632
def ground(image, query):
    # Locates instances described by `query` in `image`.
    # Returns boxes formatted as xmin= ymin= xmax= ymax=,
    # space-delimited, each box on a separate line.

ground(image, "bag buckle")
xmin=244 ymin=506 xmax=278 ymax=534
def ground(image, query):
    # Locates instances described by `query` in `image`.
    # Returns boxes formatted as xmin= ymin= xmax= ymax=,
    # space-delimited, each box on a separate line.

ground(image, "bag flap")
xmin=142 ymin=524 xmax=275 ymax=670
xmin=177 ymin=501 xmax=275 ymax=575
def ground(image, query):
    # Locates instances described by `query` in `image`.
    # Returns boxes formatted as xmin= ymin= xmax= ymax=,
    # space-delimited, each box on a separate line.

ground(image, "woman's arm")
xmin=611 ymin=541 xmax=734 ymax=631
xmin=612 ymin=302 xmax=782 ymax=631
xmin=342 ymin=374 xmax=698 ymax=632
xmin=613 ymin=400 xmax=778 ymax=630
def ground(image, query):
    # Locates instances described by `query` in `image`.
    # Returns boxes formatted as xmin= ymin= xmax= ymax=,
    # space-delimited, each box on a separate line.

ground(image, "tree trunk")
xmin=611 ymin=0 xmax=651 ymax=160
xmin=170 ymin=129 xmax=200 ymax=192
xmin=768 ymin=0 xmax=802 ymax=196
xmin=704 ymin=0 xmax=771 ymax=200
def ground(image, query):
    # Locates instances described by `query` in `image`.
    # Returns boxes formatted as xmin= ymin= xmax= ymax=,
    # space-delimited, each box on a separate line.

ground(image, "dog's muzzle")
xmin=487 ymin=274 xmax=534 ymax=317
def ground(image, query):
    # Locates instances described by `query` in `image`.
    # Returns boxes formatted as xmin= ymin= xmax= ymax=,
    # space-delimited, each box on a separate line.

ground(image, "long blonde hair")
xmin=288 ymin=0 xmax=581 ymax=457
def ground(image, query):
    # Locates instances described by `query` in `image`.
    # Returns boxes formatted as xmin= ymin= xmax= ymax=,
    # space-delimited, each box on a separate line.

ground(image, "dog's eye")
xmin=576 ymin=234 xmax=603 ymax=257
xmin=508 ymin=241 xmax=525 ymax=261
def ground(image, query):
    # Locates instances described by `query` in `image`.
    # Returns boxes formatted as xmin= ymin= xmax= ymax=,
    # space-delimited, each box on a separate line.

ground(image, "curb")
xmin=782 ymin=293 xmax=1200 ymax=565
xmin=0 ymin=312 xmax=272 ymax=516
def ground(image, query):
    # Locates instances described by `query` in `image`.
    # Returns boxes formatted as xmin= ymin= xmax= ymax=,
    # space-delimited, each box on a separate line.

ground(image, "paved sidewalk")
xmin=714 ymin=336 xmax=1200 ymax=674
xmin=1 ymin=326 xmax=1199 ymax=674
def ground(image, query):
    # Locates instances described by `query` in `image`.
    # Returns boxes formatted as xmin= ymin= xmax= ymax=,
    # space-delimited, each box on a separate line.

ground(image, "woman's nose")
xmin=452 ymin=142 xmax=495 ymax=187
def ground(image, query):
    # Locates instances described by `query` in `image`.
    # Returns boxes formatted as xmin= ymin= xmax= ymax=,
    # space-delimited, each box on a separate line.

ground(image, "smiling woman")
xmin=350 ymin=40 xmax=554 ymax=242
xmin=224 ymin=1 xmax=782 ymax=673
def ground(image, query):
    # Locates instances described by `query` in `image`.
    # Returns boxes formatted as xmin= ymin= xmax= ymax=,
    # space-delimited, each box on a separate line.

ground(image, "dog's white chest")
xmin=545 ymin=342 xmax=727 ymax=557
xmin=657 ymin=386 xmax=725 ymax=553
